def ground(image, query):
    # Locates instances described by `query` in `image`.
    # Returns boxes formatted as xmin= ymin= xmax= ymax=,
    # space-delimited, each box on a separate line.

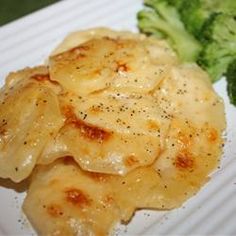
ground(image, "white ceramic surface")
xmin=0 ymin=0 xmax=235 ymax=235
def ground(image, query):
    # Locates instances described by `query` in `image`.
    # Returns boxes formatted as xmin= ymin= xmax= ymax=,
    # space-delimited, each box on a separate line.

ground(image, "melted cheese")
xmin=23 ymin=158 xmax=123 ymax=236
xmin=0 ymin=67 xmax=64 ymax=182
xmin=153 ymin=64 xmax=225 ymax=197
xmin=39 ymin=33 xmax=178 ymax=175
xmin=24 ymin=154 xmax=219 ymax=236
xmin=0 ymin=28 xmax=226 ymax=235
xmin=39 ymin=90 xmax=170 ymax=175
xmin=49 ymin=36 xmax=176 ymax=96
xmin=155 ymin=64 xmax=225 ymax=128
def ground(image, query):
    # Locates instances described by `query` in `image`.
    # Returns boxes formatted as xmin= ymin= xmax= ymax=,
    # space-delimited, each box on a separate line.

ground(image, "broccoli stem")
xmin=138 ymin=10 xmax=202 ymax=62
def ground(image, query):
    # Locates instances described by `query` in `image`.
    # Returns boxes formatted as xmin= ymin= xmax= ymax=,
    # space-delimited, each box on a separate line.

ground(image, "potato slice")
xmin=23 ymin=158 xmax=122 ymax=236
xmin=39 ymin=33 xmax=178 ymax=175
xmin=24 ymin=151 xmax=222 ymax=236
xmin=39 ymin=90 xmax=170 ymax=175
xmin=0 ymin=67 xmax=64 ymax=182
xmin=49 ymin=35 xmax=177 ymax=96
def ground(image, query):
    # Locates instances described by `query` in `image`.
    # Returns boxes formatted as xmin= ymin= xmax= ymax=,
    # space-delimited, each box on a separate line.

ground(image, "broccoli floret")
xmin=197 ymin=13 xmax=236 ymax=82
xmin=226 ymin=59 xmax=236 ymax=106
xmin=179 ymin=0 xmax=236 ymax=38
xmin=164 ymin=0 xmax=183 ymax=9
xmin=137 ymin=0 xmax=202 ymax=62
xmin=178 ymin=0 xmax=208 ymax=37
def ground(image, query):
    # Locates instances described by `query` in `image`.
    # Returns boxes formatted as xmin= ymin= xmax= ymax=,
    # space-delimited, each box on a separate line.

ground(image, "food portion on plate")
xmin=0 ymin=28 xmax=226 ymax=235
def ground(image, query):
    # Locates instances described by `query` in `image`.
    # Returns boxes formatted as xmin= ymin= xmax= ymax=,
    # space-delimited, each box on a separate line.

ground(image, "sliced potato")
xmin=0 ymin=67 xmax=64 ymax=182
xmin=24 ymin=151 xmax=221 ymax=236
xmin=23 ymin=158 xmax=122 ymax=236
xmin=40 ymin=34 xmax=178 ymax=175
xmin=39 ymin=90 xmax=170 ymax=175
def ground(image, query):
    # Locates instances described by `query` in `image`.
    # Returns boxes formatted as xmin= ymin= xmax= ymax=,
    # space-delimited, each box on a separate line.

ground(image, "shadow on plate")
xmin=0 ymin=177 xmax=29 ymax=193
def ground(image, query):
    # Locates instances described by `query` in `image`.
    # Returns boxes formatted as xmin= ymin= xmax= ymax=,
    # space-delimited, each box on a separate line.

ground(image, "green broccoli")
xmin=197 ymin=13 xmax=236 ymax=82
xmin=137 ymin=0 xmax=202 ymax=62
xmin=226 ymin=59 xmax=236 ymax=106
xmin=178 ymin=0 xmax=236 ymax=38
xmin=164 ymin=0 xmax=183 ymax=9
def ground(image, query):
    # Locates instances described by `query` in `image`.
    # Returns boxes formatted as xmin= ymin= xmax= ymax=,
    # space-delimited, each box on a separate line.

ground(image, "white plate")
xmin=0 ymin=0 xmax=236 ymax=235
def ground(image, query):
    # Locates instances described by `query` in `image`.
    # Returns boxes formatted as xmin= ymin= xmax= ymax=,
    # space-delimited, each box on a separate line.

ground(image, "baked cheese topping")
xmin=0 ymin=28 xmax=225 ymax=235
